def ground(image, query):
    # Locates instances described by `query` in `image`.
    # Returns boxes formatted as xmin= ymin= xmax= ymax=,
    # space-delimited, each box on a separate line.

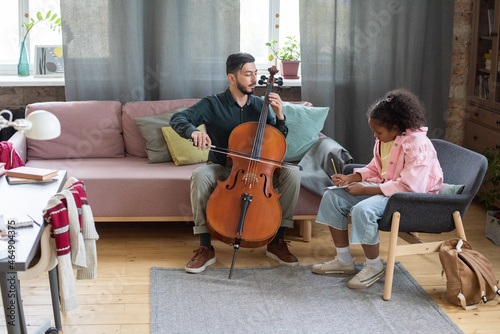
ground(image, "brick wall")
xmin=447 ymin=0 xmax=473 ymax=145
xmin=0 ymin=86 xmax=65 ymax=110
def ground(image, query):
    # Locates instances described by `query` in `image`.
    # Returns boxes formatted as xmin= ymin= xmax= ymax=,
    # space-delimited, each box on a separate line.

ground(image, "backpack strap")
xmin=459 ymin=250 xmax=500 ymax=303
xmin=456 ymin=292 xmax=478 ymax=310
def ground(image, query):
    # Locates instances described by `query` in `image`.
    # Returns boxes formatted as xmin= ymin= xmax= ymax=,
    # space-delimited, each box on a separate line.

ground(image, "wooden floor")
xmin=1 ymin=199 xmax=499 ymax=333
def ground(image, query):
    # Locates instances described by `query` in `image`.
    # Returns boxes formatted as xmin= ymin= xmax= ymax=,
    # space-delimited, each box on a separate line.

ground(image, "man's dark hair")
xmin=226 ymin=53 xmax=255 ymax=75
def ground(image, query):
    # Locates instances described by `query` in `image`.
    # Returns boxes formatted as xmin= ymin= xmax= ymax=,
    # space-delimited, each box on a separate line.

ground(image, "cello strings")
xmin=208 ymin=146 xmax=301 ymax=170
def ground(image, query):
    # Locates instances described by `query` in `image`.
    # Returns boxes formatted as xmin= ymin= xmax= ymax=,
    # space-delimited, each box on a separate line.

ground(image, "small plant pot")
xmin=485 ymin=210 xmax=500 ymax=246
xmin=280 ymin=60 xmax=300 ymax=79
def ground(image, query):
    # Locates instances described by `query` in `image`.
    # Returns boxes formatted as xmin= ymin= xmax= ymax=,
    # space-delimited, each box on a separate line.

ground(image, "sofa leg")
xmin=299 ymin=220 xmax=312 ymax=243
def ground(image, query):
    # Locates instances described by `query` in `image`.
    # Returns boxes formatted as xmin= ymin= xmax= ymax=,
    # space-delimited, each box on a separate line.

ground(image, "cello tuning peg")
xmin=258 ymin=79 xmax=266 ymax=85
xmin=276 ymin=77 xmax=284 ymax=86
xmin=260 ymin=75 xmax=267 ymax=80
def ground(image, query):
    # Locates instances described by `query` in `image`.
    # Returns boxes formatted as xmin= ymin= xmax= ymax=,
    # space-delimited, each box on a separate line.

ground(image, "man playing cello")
xmin=170 ymin=53 xmax=301 ymax=273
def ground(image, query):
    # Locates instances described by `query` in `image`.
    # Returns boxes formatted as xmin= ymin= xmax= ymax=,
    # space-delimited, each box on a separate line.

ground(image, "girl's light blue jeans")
xmin=316 ymin=188 xmax=389 ymax=245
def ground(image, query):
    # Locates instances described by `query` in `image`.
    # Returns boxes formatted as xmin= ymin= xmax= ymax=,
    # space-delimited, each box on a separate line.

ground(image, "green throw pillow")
xmin=282 ymin=102 xmax=329 ymax=162
xmin=134 ymin=106 xmax=186 ymax=163
xmin=439 ymin=183 xmax=465 ymax=194
xmin=162 ymin=125 xmax=209 ymax=166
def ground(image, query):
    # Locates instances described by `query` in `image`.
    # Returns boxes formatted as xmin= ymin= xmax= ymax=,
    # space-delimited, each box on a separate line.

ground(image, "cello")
xmin=205 ymin=66 xmax=290 ymax=279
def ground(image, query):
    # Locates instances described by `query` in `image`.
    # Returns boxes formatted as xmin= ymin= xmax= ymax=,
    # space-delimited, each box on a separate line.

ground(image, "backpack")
xmin=439 ymin=238 xmax=500 ymax=310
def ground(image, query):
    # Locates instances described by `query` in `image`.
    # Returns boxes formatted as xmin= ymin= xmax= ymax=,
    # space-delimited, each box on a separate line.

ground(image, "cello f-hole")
xmin=226 ymin=169 xmax=245 ymax=190
xmin=260 ymin=173 xmax=272 ymax=198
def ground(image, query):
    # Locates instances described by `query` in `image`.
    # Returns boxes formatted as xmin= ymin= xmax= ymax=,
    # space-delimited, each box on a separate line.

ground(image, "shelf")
xmin=0 ymin=75 xmax=65 ymax=87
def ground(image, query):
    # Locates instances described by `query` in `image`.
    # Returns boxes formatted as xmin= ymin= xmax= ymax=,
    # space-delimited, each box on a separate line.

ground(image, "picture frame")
xmin=34 ymin=45 xmax=64 ymax=78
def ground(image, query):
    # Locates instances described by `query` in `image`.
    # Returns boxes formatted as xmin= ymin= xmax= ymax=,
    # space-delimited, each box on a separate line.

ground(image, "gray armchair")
xmin=343 ymin=139 xmax=488 ymax=300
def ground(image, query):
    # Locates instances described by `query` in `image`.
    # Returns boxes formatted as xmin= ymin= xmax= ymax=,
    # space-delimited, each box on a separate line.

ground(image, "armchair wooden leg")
xmin=453 ymin=211 xmax=467 ymax=241
xmin=300 ymin=220 xmax=312 ymax=243
xmin=383 ymin=211 xmax=401 ymax=301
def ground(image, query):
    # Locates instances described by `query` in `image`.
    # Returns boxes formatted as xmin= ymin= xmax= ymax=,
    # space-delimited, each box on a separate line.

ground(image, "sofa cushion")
xmin=122 ymin=99 xmax=200 ymax=157
xmin=25 ymin=156 xmax=321 ymax=218
xmin=282 ymin=102 xmax=329 ymax=162
xmin=134 ymin=106 xmax=186 ymax=163
xmin=26 ymin=101 xmax=124 ymax=160
xmin=162 ymin=125 xmax=209 ymax=166
xmin=25 ymin=157 xmax=203 ymax=217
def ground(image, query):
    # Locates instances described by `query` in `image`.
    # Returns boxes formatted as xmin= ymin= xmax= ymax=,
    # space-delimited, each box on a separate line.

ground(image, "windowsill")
xmin=256 ymin=69 xmax=301 ymax=87
xmin=0 ymin=75 xmax=65 ymax=87
xmin=256 ymin=78 xmax=301 ymax=87
xmin=279 ymin=78 xmax=301 ymax=87
xmin=0 ymin=74 xmax=298 ymax=87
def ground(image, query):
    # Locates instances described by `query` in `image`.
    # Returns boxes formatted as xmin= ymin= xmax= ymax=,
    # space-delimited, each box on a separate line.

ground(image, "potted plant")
xmin=18 ymin=11 xmax=61 ymax=76
xmin=479 ymin=147 xmax=500 ymax=246
xmin=266 ymin=36 xmax=301 ymax=79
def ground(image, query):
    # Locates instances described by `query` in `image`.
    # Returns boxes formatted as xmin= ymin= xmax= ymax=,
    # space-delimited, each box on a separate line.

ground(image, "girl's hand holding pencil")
xmin=331 ymin=170 xmax=362 ymax=187
xmin=331 ymin=174 xmax=350 ymax=186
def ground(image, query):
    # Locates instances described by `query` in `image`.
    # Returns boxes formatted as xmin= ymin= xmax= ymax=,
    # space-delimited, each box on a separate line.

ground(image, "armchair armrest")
xmin=343 ymin=164 xmax=365 ymax=175
xmin=8 ymin=131 xmax=27 ymax=163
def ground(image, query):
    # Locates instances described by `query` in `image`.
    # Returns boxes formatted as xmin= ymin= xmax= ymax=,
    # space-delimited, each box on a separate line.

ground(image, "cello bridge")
xmin=242 ymin=173 xmax=258 ymax=188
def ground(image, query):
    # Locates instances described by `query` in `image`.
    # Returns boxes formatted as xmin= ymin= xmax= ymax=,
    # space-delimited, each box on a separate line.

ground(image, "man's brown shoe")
xmin=266 ymin=239 xmax=299 ymax=266
xmin=185 ymin=246 xmax=216 ymax=273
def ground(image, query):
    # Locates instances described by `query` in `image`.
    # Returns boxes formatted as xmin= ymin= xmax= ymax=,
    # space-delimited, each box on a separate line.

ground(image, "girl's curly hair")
xmin=366 ymin=88 xmax=426 ymax=132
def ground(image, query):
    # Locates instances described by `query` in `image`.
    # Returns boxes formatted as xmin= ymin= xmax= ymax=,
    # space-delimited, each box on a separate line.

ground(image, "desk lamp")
xmin=0 ymin=109 xmax=61 ymax=140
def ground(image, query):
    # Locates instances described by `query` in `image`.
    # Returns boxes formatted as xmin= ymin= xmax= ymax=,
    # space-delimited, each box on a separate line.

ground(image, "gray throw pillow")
xmin=439 ymin=183 xmax=465 ymax=195
xmin=134 ymin=106 xmax=186 ymax=163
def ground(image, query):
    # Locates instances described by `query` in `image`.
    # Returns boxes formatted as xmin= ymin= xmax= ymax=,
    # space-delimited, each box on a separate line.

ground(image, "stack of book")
xmin=5 ymin=166 xmax=58 ymax=185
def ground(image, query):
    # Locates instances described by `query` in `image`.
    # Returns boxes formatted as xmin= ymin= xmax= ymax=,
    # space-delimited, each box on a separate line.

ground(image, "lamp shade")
xmin=25 ymin=110 xmax=61 ymax=140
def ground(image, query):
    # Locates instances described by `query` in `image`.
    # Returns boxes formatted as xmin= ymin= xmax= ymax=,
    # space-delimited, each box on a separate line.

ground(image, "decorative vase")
xmin=280 ymin=60 xmax=300 ymax=79
xmin=18 ymin=41 xmax=29 ymax=77
xmin=485 ymin=210 xmax=500 ymax=246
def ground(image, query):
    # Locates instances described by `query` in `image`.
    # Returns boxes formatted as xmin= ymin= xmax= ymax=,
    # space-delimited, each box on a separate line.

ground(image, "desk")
xmin=0 ymin=171 xmax=67 ymax=334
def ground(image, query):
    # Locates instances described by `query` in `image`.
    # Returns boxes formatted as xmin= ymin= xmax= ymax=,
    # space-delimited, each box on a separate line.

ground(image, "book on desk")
xmin=6 ymin=166 xmax=58 ymax=183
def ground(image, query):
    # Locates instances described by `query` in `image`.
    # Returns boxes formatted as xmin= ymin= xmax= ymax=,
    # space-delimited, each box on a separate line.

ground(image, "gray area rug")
xmin=150 ymin=263 xmax=462 ymax=334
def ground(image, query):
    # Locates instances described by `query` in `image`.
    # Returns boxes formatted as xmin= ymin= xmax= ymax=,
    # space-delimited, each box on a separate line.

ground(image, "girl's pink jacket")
xmin=354 ymin=127 xmax=443 ymax=197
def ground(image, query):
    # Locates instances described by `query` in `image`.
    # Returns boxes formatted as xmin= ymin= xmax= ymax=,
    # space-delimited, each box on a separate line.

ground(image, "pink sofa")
xmin=9 ymin=100 xmax=321 ymax=241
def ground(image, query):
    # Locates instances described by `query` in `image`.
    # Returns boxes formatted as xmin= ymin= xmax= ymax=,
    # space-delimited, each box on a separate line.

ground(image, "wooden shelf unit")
xmin=466 ymin=0 xmax=500 ymax=154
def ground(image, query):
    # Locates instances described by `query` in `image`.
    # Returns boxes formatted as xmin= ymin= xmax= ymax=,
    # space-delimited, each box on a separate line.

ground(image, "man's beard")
xmin=236 ymin=81 xmax=255 ymax=96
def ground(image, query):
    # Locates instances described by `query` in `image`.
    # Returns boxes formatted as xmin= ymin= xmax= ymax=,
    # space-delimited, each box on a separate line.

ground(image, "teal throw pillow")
xmin=439 ymin=183 xmax=465 ymax=195
xmin=134 ymin=106 xmax=186 ymax=163
xmin=282 ymin=102 xmax=329 ymax=162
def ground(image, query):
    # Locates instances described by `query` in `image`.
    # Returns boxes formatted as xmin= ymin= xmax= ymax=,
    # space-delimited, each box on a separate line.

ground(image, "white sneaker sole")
xmin=184 ymin=256 xmax=216 ymax=274
xmin=311 ymin=266 xmax=356 ymax=275
xmin=347 ymin=269 xmax=385 ymax=289
xmin=266 ymin=251 xmax=299 ymax=266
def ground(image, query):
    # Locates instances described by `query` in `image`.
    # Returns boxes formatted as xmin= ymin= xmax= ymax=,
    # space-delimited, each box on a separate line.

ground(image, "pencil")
xmin=331 ymin=158 xmax=338 ymax=175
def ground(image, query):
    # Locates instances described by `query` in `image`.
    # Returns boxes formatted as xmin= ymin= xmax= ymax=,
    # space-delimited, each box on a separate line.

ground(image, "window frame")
xmin=2 ymin=0 xmax=298 ymax=78
xmin=1 ymin=0 xmax=61 ymax=76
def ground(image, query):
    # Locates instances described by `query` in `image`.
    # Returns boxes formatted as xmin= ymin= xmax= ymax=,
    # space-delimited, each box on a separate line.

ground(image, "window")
xmin=0 ymin=0 xmax=62 ymax=75
xmin=240 ymin=0 xmax=300 ymax=71
xmin=1 ymin=0 xmax=299 ymax=76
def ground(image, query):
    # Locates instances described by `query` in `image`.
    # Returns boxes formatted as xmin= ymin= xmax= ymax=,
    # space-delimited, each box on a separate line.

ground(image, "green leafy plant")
xmin=266 ymin=36 xmax=300 ymax=61
xmin=479 ymin=147 xmax=500 ymax=211
xmin=21 ymin=11 xmax=61 ymax=44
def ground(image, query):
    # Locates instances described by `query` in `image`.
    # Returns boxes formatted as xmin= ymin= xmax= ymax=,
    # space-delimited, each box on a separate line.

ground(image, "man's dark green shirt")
xmin=169 ymin=88 xmax=288 ymax=165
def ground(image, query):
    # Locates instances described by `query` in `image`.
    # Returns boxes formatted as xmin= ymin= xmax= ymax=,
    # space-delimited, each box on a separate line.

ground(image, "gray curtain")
xmin=61 ymin=0 xmax=240 ymax=102
xmin=300 ymin=0 xmax=455 ymax=163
